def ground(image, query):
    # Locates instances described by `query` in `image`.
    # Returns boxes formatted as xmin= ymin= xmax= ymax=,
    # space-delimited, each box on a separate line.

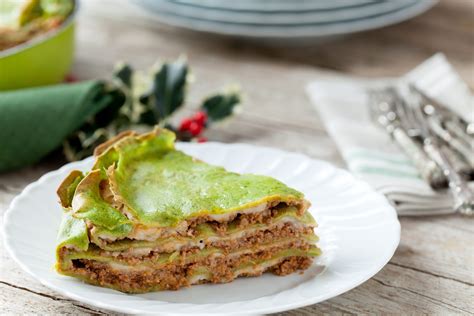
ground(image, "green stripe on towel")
xmin=354 ymin=166 xmax=421 ymax=179
xmin=347 ymin=149 xmax=413 ymax=167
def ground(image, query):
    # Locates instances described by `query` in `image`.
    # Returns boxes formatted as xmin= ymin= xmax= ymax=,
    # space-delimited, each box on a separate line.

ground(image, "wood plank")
xmin=0 ymin=283 xmax=108 ymax=315
xmin=290 ymin=264 xmax=472 ymax=315
xmin=394 ymin=217 xmax=474 ymax=284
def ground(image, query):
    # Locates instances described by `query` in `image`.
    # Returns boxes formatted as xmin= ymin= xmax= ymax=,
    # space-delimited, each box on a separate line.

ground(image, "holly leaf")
xmin=63 ymin=128 xmax=110 ymax=161
xmin=63 ymin=87 xmax=126 ymax=161
xmin=62 ymin=59 xmax=241 ymax=162
xmin=201 ymin=88 xmax=241 ymax=122
xmin=113 ymin=63 xmax=133 ymax=88
xmin=138 ymin=107 xmax=158 ymax=126
xmin=140 ymin=59 xmax=188 ymax=121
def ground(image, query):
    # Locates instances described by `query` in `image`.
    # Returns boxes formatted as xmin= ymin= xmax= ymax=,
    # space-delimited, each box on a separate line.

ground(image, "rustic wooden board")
xmin=1 ymin=0 xmax=473 ymax=314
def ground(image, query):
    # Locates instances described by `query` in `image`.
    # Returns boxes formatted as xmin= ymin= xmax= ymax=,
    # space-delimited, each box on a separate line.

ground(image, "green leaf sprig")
xmin=63 ymin=58 xmax=241 ymax=161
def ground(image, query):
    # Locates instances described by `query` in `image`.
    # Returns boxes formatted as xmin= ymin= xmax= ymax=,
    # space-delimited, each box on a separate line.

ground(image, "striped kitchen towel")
xmin=306 ymin=53 xmax=473 ymax=215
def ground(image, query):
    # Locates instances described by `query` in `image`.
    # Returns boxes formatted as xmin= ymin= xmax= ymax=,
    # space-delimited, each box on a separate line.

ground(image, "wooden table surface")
xmin=1 ymin=0 xmax=473 ymax=314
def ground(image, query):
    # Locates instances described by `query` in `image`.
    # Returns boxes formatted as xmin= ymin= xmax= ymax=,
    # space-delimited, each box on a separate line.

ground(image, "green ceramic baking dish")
xmin=0 ymin=0 xmax=78 ymax=91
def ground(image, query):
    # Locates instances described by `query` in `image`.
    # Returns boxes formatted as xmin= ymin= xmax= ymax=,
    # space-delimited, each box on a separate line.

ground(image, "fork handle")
xmin=445 ymin=120 xmax=474 ymax=145
xmin=428 ymin=117 xmax=474 ymax=167
xmin=391 ymin=127 xmax=446 ymax=189
xmin=423 ymin=141 xmax=474 ymax=215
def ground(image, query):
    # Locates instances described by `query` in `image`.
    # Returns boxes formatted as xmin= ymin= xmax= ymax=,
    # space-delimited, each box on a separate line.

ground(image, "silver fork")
xmin=405 ymin=87 xmax=474 ymax=215
xmin=409 ymin=86 xmax=473 ymax=167
xmin=369 ymin=88 xmax=446 ymax=189
xmin=410 ymin=85 xmax=474 ymax=139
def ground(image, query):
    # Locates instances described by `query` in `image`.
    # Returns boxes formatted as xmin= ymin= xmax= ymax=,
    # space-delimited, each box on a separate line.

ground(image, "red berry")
xmin=188 ymin=121 xmax=202 ymax=136
xmin=197 ymin=136 xmax=208 ymax=143
xmin=64 ymin=74 xmax=78 ymax=83
xmin=193 ymin=111 xmax=208 ymax=125
xmin=179 ymin=118 xmax=193 ymax=131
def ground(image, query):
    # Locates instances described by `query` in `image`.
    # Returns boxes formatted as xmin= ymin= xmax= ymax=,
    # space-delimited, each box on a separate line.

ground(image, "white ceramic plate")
xmin=170 ymin=0 xmax=377 ymax=12
xmin=132 ymin=0 xmax=436 ymax=39
xmin=4 ymin=142 xmax=400 ymax=314
xmin=146 ymin=0 xmax=416 ymax=25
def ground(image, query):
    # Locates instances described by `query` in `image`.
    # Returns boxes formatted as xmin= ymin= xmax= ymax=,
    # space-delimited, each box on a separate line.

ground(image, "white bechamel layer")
xmin=95 ymin=203 xmax=270 ymax=242
xmin=95 ymin=201 xmax=309 ymax=243
xmin=186 ymin=262 xmax=276 ymax=285
xmin=104 ymin=250 xmax=298 ymax=277
xmin=102 ymin=216 xmax=314 ymax=258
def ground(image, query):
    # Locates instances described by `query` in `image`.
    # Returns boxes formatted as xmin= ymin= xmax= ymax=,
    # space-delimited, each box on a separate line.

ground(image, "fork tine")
xmin=407 ymin=86 xmax=434 ymax=138
xmin=367 ymin=88 xmax=392 ymax=121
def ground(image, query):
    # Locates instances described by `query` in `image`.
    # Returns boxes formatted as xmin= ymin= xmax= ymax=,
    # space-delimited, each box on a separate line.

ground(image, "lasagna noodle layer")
xmin=58 ymin=244 xmax=318 ymax=293
xmin=91 ymin=180 xmax=311 ymax=243
xmin=57 ymin=214 xmax=320 ymax=291
xmin=90 ymin=208 xmax=317 ymax=253
xmin=60 ymin=129 xmax=308 ymax=236
xmin=59 ymin=236 xmax=320 ymax=270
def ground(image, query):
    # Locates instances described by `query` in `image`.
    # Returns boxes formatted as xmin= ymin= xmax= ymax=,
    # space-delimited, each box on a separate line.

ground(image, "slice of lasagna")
xmin=55 ymin=128 xmax=320 ymax=293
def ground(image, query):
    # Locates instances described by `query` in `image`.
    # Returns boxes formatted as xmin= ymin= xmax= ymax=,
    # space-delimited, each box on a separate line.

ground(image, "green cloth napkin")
xmin=0 ymin=80 xmax=123 ymax=172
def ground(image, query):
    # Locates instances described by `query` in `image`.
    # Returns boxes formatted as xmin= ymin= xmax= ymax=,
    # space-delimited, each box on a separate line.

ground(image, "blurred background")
xmin=73 ymin=0 xmax=472 ymax=82
xmin=73 ymin=0 xmax=473 ymax=157
xmin=1 ymin=1 xmax=474 ymax=314
xmin=1 ymin=0 xmax=472 ymax=171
